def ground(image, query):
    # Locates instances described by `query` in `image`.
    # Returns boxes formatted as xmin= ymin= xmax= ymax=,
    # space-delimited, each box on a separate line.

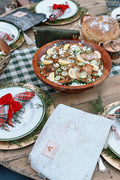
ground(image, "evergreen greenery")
xmin=89 ymin=95 xmax=120 ymax=160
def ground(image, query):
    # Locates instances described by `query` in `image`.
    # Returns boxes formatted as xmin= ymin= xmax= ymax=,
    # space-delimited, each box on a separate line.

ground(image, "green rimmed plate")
xmin=103 ymin=101 xmax=120 ymax=158
xmin=0 ymin=83 xmax=45 ymax=141
xmin=0 ymin=21 xmax=20 ymax=45
xmin=110 ymin=7 xmax=120 ymax=21
xmin=10 ymin=32 xmax=25 ymax=52
xmin=35 ymin=0 xmax=78 ymax=20
xmin=101 ymin=150 xmax=120 ymax=171
xmin=35 ymin=0 xmax=87 ymax=26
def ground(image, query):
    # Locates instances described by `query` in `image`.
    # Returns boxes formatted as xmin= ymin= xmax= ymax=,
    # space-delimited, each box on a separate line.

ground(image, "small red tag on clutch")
xmin=42 ymin=140 xmax=59 ymax=159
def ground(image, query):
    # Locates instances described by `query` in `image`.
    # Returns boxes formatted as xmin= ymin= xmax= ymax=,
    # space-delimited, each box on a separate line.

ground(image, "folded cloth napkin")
xmin=49 ymin=2 xmax=70 ymax=21
xmin=115 ymin=108 xmax=120 ymax=120
xmin=0 ymin=91 xmax=35 ymax=126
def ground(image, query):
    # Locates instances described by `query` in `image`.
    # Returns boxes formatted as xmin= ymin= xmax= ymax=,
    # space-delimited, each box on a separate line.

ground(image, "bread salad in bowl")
xmin=33 ymin=39 xmax=111 ymax=93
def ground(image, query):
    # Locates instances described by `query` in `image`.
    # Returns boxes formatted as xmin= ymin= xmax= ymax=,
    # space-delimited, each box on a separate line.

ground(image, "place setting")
xmin=35 ymin=0 xmax=87 ymax=25
xmin=0 ymin=83 xmax=54 ymax=150
xmin=101 ymin=101 xmax=120 ymax=170
xmin=0 ymin=20 xmax=25 ymax=52
xmin=0 ymin=0 xmax=87 ymax=55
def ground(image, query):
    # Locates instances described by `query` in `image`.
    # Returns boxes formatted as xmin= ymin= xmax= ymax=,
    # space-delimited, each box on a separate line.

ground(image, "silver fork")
xmin=98 ymin=156 xmax=106 ymax=172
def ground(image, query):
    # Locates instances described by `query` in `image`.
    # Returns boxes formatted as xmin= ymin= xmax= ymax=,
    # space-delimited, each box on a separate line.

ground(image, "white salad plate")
xmin=35 ymin=0 xmax=78 ymax=20
xmin=0 ymin=84 xmax=45 ymax=141
xmin=104 ymin=101 xmax=120 ymax=158
xmin=111 ymin=7 xmax=120 ymax=20
xmin=0 ymin=21 xmax=20 ymax=45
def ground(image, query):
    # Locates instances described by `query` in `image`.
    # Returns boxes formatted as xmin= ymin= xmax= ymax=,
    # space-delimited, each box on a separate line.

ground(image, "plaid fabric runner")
xmin=0 ymin=91 xmax=35 ymax=126
xmin=0 ymin=46 xmax=120 ymax=94
xmin=110 ymin=64 xmax=120 ymax=77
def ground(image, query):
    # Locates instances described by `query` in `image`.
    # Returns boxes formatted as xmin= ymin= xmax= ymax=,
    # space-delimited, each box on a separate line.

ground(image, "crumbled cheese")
xmin=41 ymin=54 xmax=46 ymax=61
xmin=0 ymin=50 xmax=6 ymax=55
xmin=97 ymin=70 xmax=103 ymax=76
xmin=52 ymin=54 xmax=57 ymax=58
xmin=70 ymin=82 xmax=86 ymax=86
xmin=59 ymin=48 xmax=65 ymax=55
xmin=70 ymin=45 xmax=81 ymax=52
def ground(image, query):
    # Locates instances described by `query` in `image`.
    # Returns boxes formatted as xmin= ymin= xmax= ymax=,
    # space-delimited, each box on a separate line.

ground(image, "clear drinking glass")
xmin=106 ymin=0 xmax=120 ymax=11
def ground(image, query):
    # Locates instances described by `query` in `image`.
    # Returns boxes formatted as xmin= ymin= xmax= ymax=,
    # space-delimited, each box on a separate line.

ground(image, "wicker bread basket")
xmin=0 ymin=38 xmax=11 ymax=75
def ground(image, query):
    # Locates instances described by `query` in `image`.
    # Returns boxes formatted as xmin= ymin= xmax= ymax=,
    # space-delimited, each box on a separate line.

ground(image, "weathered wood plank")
xmin=52 ymin=74 xmax=120 ymax=109
xmin=0 ymin=0 xmax=120 ymax=180
xmin=0 ymin=74 xmax=120 ymax=180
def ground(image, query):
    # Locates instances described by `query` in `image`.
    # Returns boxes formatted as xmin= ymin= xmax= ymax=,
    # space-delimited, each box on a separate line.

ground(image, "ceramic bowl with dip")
xmin=103 ymin=40 xmax=120 ymax=59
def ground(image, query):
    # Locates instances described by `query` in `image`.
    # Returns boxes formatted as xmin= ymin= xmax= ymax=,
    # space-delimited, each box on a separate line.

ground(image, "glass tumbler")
xmin=106 ymin=0 xmax=120 ymax=11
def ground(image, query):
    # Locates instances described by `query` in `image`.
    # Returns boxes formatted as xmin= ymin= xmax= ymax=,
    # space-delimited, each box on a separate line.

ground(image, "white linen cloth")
xmin=29 ymin=104 xmax=113 ymax=180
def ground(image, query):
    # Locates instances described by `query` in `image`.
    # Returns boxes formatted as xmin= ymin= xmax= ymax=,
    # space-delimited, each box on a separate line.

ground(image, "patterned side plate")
xmin=10 ymin=32 xmax=25 ymax=52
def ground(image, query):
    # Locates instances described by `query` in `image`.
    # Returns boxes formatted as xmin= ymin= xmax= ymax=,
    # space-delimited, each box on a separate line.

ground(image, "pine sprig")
xmin=89 ymin=94 xmax=104 ymax=115
xmin=103 ymin=148 xmax=119 ymax=160
xmin=89 ymin=95 xmax=120 ymax=161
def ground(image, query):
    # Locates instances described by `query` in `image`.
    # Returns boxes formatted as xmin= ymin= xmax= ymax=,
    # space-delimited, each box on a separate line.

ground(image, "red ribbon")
xmin=53 ymin=4 xmax=69 ymax=12
xmin=0 ymin=93 xmax=22 ymax=126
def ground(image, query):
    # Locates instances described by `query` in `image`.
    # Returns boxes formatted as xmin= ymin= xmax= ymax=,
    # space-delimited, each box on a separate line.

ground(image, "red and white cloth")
xmin=115 ymin=108 xmax=120 ymax=120
xmin=49 ymin=2 xmax=70 ymax=21
xmin=0 ymin=31 xmax=15 ymax=42
xmin=0 ymin=91 xmax=35 ymax=126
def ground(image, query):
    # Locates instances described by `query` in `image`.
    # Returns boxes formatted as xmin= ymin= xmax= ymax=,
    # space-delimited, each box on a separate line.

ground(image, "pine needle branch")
xmin=89 ymin=94 xmax=104 ymax=115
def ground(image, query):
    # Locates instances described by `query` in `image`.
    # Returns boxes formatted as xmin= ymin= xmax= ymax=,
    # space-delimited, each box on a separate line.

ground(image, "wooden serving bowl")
xmin=0 ymin=38 xmax=11 ymax=75
xmin=33 ymin=39 xmax=112 ymax=93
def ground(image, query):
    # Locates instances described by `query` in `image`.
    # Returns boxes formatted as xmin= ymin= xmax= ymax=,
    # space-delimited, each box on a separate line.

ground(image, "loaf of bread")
xmin=81 ymin=15 xmax=120 ymax=43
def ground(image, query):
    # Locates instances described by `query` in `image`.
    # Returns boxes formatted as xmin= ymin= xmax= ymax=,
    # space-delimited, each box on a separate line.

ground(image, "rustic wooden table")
xmin=0 ymin=0 xmax=120 ymax=179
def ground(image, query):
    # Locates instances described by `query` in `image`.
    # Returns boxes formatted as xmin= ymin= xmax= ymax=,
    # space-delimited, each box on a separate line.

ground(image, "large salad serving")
xmin=38 ymin=42 xmax=103 ymax=86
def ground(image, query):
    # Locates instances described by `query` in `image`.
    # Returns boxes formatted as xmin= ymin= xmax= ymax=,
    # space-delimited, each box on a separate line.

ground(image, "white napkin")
xmin=29 ymin=104 xmax=113 ymax=180
xmin=23 ymin=32 xmax=34 ymax=45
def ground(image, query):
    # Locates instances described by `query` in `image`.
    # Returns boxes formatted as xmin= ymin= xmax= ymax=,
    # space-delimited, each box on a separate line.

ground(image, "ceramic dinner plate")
xmin=104 ymin=101 xmax=120 ymax=158
xmin=111 ymin=7 xmax=120 ymax=20
xmin=35 ymin=0 xmax=78 ymax=20
xmin=0 ymin=84 xmax=45 ymax=141
xmin=0 ymin=21 xmax=20 ymax=45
